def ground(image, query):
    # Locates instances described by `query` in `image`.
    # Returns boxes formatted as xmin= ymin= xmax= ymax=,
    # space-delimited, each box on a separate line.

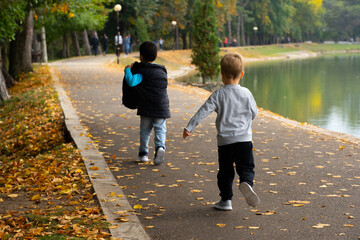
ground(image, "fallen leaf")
xmin=191 ymin=189 xmax=203 ymax=193
xmin=7 ymin=194 xmax=19 ymax=198
xmin=234 ymin=226 xmax=244 ymax=229
xmin=31 ymin=194 xmax=41 ymax=201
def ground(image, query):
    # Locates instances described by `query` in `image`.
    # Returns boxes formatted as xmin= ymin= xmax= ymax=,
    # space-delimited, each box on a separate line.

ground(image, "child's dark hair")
xmin=140 ymin=41 xmax=157 ymax=62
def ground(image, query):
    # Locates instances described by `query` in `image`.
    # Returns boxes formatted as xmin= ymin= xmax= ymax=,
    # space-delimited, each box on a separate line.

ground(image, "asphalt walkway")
xmin=52 ymin=54 xmax=359 ymax=240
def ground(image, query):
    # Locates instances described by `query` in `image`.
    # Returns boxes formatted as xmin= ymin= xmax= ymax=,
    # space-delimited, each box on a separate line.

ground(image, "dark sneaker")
xmin=154 ymin=147 xmax=165 ymax=165
xmin=239 ymin=182 xmax=260 ymax=207
xmin=214 ymin=200 xmax=232 ymax=211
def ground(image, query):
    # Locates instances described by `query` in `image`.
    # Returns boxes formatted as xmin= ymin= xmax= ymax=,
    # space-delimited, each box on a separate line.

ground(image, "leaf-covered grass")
xmin=0 ymin=66 xmax=111 ymax=239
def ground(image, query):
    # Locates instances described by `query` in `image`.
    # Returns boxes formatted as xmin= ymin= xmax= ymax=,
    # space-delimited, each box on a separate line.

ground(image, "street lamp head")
xmin=114 ymin=4 xmax=122 ymax=12
xmin=253 ymin=26 xmax=258 ymax=31
xmin=171 ymin=21 xmax=177 ymax=26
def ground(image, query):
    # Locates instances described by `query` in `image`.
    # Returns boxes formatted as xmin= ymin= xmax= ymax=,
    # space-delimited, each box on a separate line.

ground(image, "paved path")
xmin=53 ymin=54 xmax=359 ymax=240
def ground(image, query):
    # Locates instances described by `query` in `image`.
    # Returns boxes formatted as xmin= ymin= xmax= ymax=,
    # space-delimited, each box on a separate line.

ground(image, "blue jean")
xmin=217 ymin=142 xmax=255 ymax=201
xmin=139 ymin=116 xmax=167 ymax=156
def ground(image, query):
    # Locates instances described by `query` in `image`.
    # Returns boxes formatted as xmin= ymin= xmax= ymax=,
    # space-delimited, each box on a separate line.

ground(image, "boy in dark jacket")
xmin=124 ymin=41 xmax=170 ymax=165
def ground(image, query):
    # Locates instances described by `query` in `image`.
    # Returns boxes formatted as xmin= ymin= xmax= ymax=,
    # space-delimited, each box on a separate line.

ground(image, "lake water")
xmin=178 ymin=54 xmax=360 ymax=138
xmin=242 ymin=54 xmax=360 ymax=138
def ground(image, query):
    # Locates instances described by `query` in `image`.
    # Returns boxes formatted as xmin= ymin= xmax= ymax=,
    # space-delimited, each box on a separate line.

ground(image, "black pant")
xmin=217 ymin=141 xmax=255 ymax=201
xmin=116 ymin=45 xmax=122 ymax=56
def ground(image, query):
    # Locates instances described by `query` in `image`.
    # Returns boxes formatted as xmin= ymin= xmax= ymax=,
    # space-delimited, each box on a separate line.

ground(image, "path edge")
xmin=49 ymin=65 xmax=151 ymax=240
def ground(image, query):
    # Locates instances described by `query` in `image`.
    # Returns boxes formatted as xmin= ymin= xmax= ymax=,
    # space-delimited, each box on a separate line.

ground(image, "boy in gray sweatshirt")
xmin=183 ymin=52 xmax=259 ymax=210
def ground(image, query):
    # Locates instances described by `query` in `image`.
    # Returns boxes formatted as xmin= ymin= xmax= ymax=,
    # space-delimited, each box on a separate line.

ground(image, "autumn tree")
xmin=191 ymin=0 xmax=220 ymax=83
xmin=323 ymin=0 xmax=360 ymax=41
xmin=40 ymin=1 xmax=108 ymax=58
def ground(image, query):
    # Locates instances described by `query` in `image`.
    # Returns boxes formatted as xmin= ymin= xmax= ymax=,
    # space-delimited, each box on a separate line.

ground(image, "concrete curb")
xmin=50 ymin=65 xmax=151 ymax=240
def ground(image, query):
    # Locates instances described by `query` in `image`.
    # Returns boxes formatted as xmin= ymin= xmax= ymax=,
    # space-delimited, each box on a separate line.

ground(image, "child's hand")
xmin=183 ymin=129 xmax=191 ymax=139
xmin=125 ymin=62 xmax=135 ymax=69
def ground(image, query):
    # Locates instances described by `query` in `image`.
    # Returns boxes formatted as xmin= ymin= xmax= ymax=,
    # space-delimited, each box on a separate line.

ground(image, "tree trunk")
xmin=0 ymin=69 xmax=10 ymax=104
xmin=41 ymin=26 xmax=48 ymax=63
xmin=240 ymin=0 xmax=250 ymax=46
xmin=62 ymin=33 xmax=67 ymax=58
xmin=23 ymin=10 xmax=34 ymax=72
xmin=227 ymin=19 xmax=232 ymax=43
xmin=176 ymin=26 xmax=179 ymax=50
xmin=181 ymin=31 xmax=187 ymax=49
xmin=236 ymin=15 xmax=241 ymax=46
xmin=71 ymin=32 xmax=81 ymax=57
xmin=62 ymin=33 xmax=70 ymax=58
xmin=189 ymin=30 xmax=192 ymax=49
xmin=1 ymin=41 xmax=8 ymax=71
xmin=82 ymin=30 xmax=91 ymax=56
xmin=32 ymin=32 xmax=41 ymax=63
xmin=240 ymin=12 xmax=246 ymax=46
xmin=9 ymin=10 xmax=34 ymax=79
xmin=0 ymin=45 xmax=15 ymax=89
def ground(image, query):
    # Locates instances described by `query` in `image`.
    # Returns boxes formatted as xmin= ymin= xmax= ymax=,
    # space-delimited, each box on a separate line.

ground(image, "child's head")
xmin=220 ymin=53 xmax=244 ymax=81
xmin=139 ymin=41 xmax=157 ymax=62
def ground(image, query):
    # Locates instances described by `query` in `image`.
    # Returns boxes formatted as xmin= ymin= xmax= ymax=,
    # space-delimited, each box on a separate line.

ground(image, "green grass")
xmin=233 ymin=43 xmax=360 ymax=58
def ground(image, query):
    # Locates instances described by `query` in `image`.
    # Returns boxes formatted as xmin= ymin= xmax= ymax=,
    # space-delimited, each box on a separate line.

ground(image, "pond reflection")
xmin=242 ymin=54 xmax=360 ymax=137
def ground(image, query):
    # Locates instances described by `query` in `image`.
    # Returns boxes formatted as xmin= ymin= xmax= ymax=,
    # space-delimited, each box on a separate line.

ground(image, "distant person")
xmin=124 ymin=34 xmax=131 ymax=56
xmin=90 ymin=32 xmax=99 ymax=56
xmin=183 ymin=52 xmax=259 ymax=210
xmin=115 ymin=32 xmax=123 ymax=57
xmin=122 ymin=41 xmax=170 ymax=165
xmin=159 ymin=38 xmax=164 ymax=50
xmin=224 ymin=37 xmax=228 ymax=47
xmin=231 ymin=39 xmax=238 ymax=47
xmin=103 ymin=33 xmax=109 ymax=56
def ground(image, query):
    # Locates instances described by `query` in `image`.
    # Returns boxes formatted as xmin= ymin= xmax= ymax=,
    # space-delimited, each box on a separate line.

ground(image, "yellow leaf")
xmin=109 ymin=225 xmax=119 ymax=229
xmin=216 ymin=223 xmax=226 ymax=227
xmin=134 ymin=204 xmax=142 ymax=209
xmin=7 ymin=194 xmax=19 ymax=198
xmin=248 ymin=226 xmax=260 ymax=229
xmin=90 ymin=166 xmax=99 ymax=170
xmin=234 ymin=226 xmax=244 ymax=229
xmin=118 ymin=217 xmax=129 ymax=222
xmin=32 ymin=194 xmax=41 ymax=201
xmin=191 ymin=189 xmax=203 ymax=193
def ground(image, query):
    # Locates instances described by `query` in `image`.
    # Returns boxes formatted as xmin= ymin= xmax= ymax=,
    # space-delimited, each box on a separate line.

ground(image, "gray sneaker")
xmin=214 ymin=200 xmax=232 ymax=211
xmin=154 ymin=147 xmax=165 ymax=165
xmin=139 ymin=155 xmax=149 ymax=162
xmin=239 ymin=182 xmax=260 ymax=207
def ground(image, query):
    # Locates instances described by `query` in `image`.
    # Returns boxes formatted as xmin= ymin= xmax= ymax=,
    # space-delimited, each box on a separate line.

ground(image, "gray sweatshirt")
xmin=185 ymin=84 xmax=257 ymax=146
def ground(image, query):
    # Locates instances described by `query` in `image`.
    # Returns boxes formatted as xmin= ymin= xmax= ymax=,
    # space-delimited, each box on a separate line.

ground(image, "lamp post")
xmin=253 ymin=26 xmax=258 ymax=45
xmin=171 ymin=21 xmax=177 ymax=51
xmin=114 ymin=4 xmax=122 ymax=64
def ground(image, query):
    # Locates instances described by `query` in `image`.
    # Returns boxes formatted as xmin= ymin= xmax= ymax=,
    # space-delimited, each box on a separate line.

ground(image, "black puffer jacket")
xmin=131 ymin=62 xmax=171 ymax=119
